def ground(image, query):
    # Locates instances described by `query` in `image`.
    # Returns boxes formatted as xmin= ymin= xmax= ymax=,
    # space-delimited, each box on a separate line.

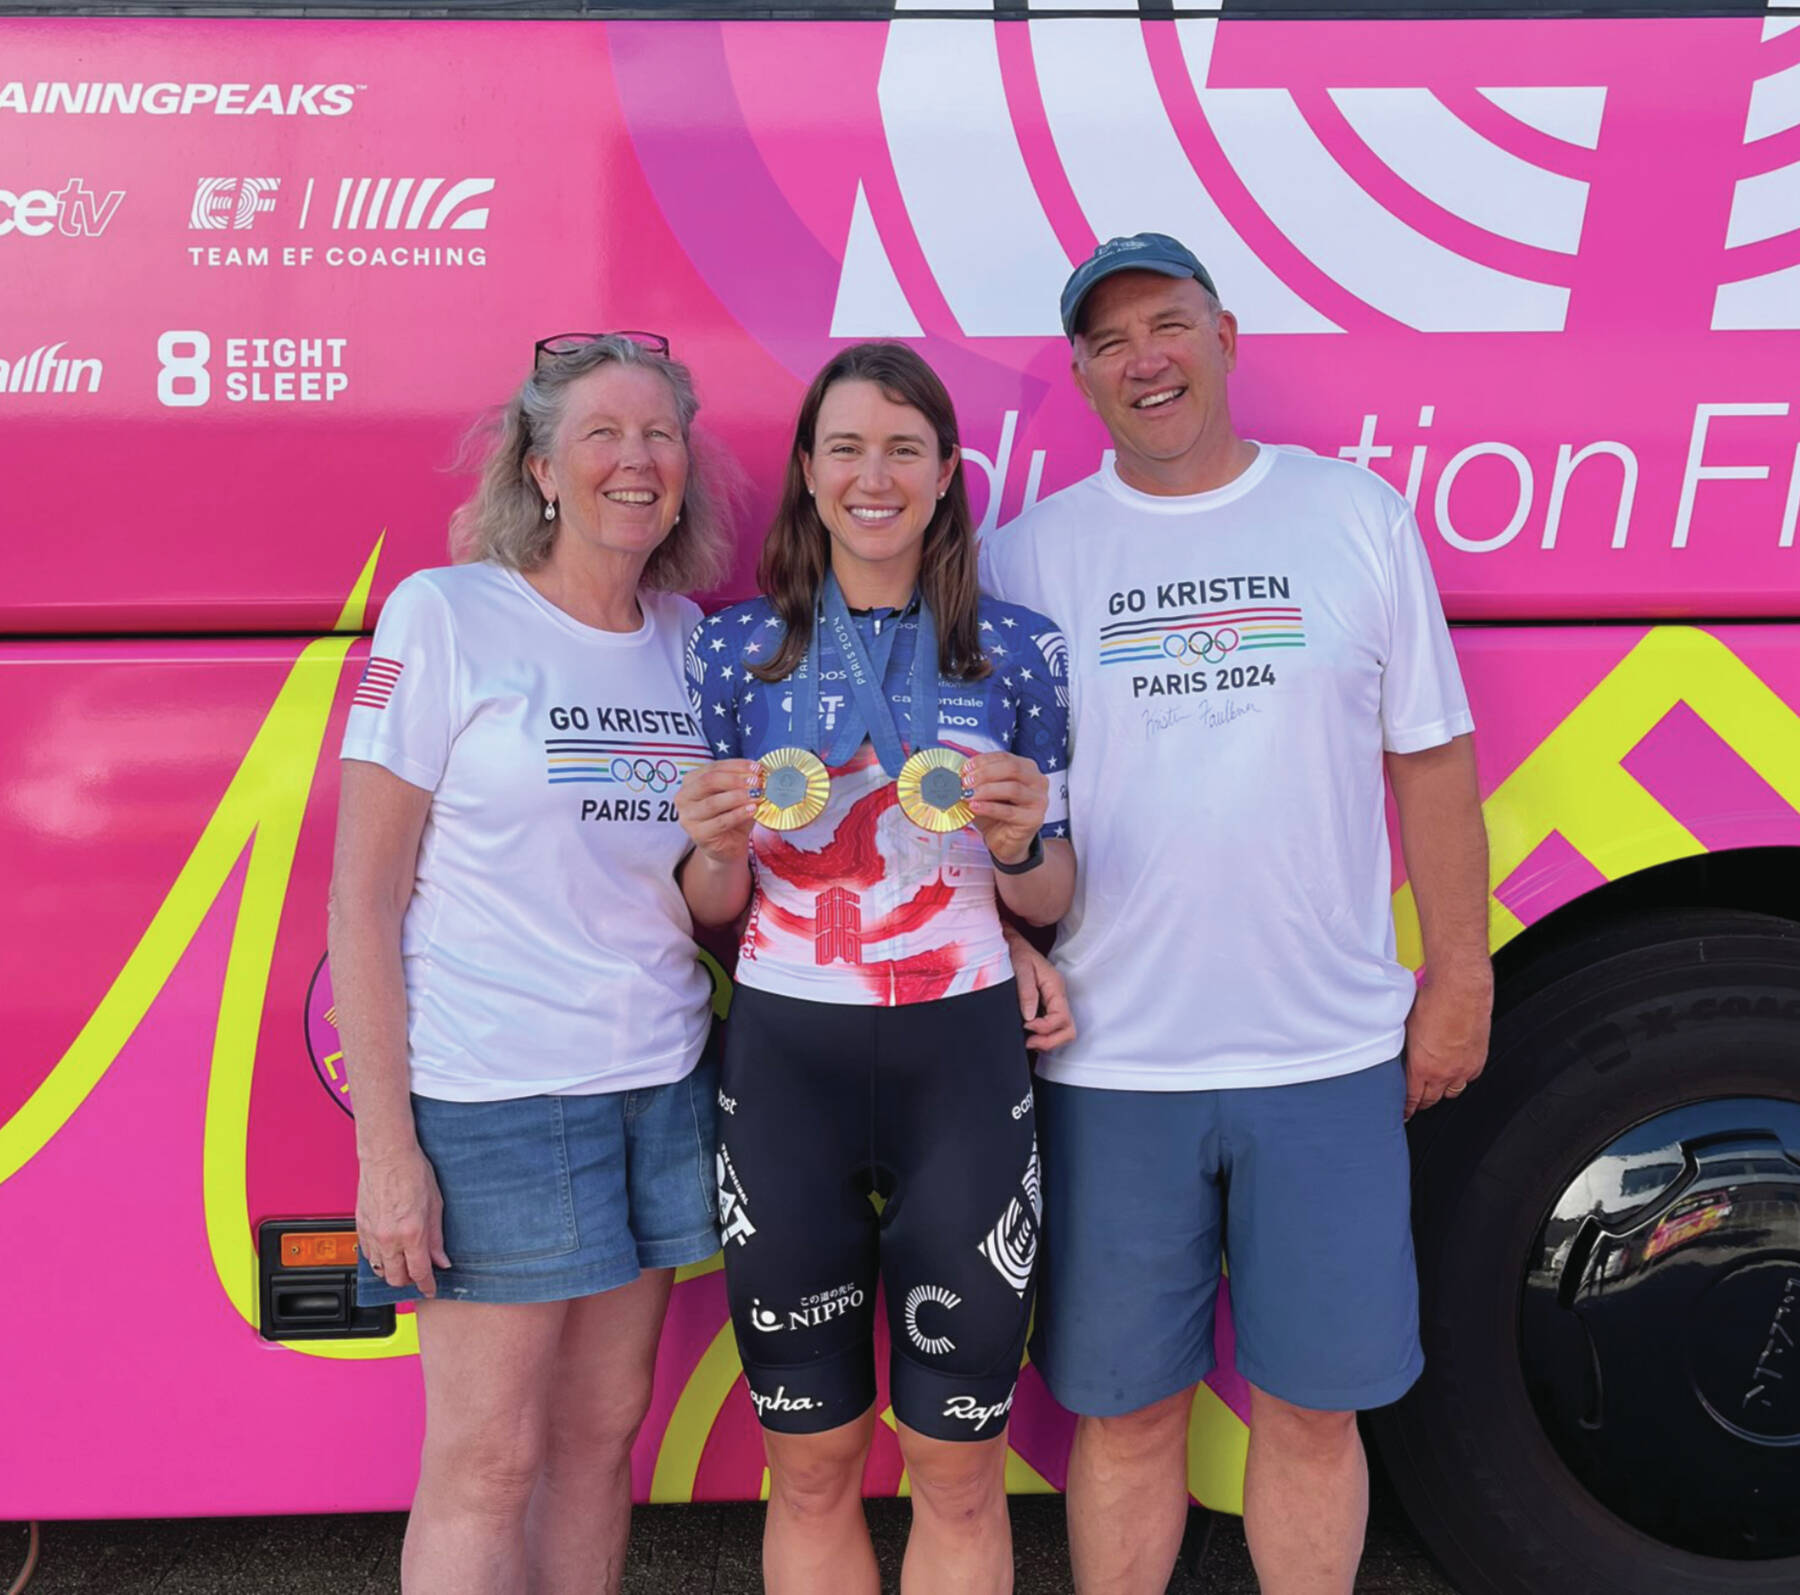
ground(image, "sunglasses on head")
xmin=533 ymin=330 xmax=671 ymax=369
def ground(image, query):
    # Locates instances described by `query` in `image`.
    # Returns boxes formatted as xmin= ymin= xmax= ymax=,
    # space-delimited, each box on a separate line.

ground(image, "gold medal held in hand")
xmin=753 ymin=747 xmax=830 ymax=831
xmin=897 ymin=747 xmax=974 ymax=833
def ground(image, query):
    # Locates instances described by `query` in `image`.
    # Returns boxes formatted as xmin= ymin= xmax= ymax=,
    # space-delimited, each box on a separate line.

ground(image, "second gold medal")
xmin=896 ymin=746 xmax=974 ymax=832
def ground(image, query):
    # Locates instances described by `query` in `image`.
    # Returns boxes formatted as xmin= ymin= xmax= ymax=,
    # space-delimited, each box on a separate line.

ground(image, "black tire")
xmin=1371 ymin=911 xmax=1800 ymax=1595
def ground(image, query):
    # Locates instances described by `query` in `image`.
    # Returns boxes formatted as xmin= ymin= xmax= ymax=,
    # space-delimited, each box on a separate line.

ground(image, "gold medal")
xmin=753 ymin=747 xmax=830 ymax=831
xmin=897 ymin=747 xmax=974 ymax=833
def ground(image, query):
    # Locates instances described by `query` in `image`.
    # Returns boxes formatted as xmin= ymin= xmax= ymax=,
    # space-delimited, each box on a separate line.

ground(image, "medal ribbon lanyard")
xmin=794 ymin=570 xmax=940 ymax=776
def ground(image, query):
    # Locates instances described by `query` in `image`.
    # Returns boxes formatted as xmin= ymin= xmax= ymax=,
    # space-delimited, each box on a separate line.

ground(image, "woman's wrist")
xmin=988 ymin=833 xmax=1043 ymax=872
xmin=356 ymin=1125 xmax=422 ymax=1165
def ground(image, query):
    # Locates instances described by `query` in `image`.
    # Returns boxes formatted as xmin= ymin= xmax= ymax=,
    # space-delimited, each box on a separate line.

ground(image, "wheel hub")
xmin=1520 ymin=1099 xmax=1800 ymax=1559
xmin=1691 ymin=1258 xmax=1800 ymax=1445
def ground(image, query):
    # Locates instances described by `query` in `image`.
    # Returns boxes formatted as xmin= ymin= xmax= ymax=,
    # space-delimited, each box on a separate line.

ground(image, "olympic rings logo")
xmin=1161 ymin=628 xmax=1240 ymax=666
xmin=610 ymin=756 xmax=683 ymax=792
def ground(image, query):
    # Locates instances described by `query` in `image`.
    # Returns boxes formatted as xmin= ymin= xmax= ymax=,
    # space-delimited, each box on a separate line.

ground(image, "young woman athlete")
xmin=675 ymin=343 xmax=1076 ymax=1594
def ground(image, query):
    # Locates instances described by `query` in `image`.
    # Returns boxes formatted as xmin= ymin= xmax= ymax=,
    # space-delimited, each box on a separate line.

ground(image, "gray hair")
xmin=450 ymin=335 xmax=735 ymax=594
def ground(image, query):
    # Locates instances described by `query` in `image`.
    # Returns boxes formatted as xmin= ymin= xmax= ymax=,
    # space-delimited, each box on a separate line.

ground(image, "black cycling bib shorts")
xmin=715 ymin=981 xmax=1041 ymax=1442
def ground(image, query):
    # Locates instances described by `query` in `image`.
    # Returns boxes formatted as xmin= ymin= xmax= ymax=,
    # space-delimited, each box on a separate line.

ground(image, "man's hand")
xmin=1388 ymin=734 xmax=1492 ymax=1119
xmin=1004 ymin=927 xmax=1075 ymax=1051
xmin=1403 ymin=963 xmax=1493 ymax=1118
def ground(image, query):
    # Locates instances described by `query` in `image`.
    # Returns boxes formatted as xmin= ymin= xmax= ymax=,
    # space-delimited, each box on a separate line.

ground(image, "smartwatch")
xmin=990 ymin=833 xmax=1045 ymax=875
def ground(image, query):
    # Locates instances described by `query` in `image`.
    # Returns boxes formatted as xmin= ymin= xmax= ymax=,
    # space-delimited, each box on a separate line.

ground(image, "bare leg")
xmin=1241 ymin=1385 xmax=1366 ymax=1595
xmin=1064 ymin=1385 xmax=1195 ymax=1595
xmin=403 ymin=1298 xmax=567 ymax=1595
xmin=761 ymin=1409 xmax=880 ymax=1595
xmin=897 ymin=1422 xmax=1012 ymax=1595
xmin=526 ymin=1269 xmax=676 ymax=1595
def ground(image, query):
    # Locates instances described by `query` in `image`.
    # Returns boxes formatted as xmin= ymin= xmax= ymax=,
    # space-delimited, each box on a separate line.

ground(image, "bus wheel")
xmin=1370 ymin=911 xmax=1800 ymax=1595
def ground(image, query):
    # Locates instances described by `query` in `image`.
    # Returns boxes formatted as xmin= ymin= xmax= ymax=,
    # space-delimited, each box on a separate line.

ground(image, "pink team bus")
xmin=4 ymin=3 xmax=1798 ymax=1591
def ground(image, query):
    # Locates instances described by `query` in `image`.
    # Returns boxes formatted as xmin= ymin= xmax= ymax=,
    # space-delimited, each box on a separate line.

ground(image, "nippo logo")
xmin=0 ymin=341 xmax=101 ymax=395
xmin=190 ymin=177 xmax=280 ymax=232
xmin=0 ymin=179 xmax=123 ymax=238
xmin=321 ymin=177 xmax=493 ymax=232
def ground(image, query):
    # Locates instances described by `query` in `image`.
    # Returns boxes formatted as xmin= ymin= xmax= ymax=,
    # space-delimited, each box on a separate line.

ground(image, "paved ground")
xmin=2 ymin=1480 xmax=1455 ymax=1593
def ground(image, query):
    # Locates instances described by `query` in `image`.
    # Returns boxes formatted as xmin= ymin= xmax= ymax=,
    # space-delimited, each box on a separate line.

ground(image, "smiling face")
xmin=1071 ymin=270 xmax=1243 ymax=495
xmin=802 ymin=378 xmax=958 ymax=604
xmin=528 ymin=361 xmax=689 ymax=567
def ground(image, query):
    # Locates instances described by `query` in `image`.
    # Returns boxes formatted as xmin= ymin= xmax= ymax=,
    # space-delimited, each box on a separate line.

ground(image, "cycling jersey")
xmin=716 ymin=981 xmax=1039 ymax=1440
xmin=686 ymin=593 xmax=1071 ymax=1007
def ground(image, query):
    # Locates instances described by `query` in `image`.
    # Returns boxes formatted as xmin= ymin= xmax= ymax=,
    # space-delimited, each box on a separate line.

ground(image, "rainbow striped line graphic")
xmin=545 ymin=738 xmax=711 ymax=793
xmin=351 ymin=656 xmax=403 ymax=710
xmin=1099 ymin=606 xmax=1307 ymax=668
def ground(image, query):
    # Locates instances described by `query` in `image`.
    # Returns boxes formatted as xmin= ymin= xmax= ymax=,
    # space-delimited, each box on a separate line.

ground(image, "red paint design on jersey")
xmin=744 ymin=748 xmax=1012 ymax=997
xmin=866 ymin=876 xmax=954 ymax=941
xmin=754 ymin=897 xmax=812 ymax=939
xmin=758 ymin=769 xmax=894 ymax=892
xmin=858 ymin=943 xmax=969 ymax=1004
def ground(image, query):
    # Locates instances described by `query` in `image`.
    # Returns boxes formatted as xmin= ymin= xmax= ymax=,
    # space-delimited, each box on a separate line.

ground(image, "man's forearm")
xmin=1387 ymin=734 xmax=1491 ymax=981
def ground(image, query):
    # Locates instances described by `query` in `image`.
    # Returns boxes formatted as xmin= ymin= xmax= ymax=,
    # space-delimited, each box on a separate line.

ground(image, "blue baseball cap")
xmin=1060 ymin=233 xmax=1219 ymax=340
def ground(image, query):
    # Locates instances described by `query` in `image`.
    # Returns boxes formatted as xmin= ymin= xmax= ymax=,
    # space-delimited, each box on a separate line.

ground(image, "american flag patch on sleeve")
xmin=352 ymin=656 xmax=403 ymax=711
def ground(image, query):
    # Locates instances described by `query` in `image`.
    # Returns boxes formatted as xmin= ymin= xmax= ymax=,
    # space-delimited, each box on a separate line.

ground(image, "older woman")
xmin=329 ymin=333 xmax=732 ymax=1594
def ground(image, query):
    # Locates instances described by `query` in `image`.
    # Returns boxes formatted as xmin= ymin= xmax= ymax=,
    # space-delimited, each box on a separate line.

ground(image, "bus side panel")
xmin=0 ymin=639 xmax=1148 ymax=1516
xmin=1444 ymin=625 xmax=1800 ymax=960
xmin=9 ymin=626 xmax=1800 ymax=1516
xmin=0 ymin=19 xmax=639 ymax=631
xmin=3 ymin=16 xmax=1799 ymax=629
xmin=0 ymin=641 xmax=432 ymax=1517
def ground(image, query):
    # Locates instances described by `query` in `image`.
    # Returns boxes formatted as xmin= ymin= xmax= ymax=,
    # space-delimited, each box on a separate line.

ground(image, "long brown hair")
xmin=752 ymin=343 xmax=989 ymax=684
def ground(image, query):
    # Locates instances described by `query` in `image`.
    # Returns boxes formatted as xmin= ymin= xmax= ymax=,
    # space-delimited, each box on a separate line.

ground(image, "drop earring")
xmin=543 ymin=501 xmax=558 ymax=522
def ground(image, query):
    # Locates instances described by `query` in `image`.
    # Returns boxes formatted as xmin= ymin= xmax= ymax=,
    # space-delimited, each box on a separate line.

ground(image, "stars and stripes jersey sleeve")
xmin=686 ymin=604 xmax=756 ymax=760
xmin=984 ymin=601 xmax=1072 ymax=842
xmin=341 ymin=570 xmax=462 ymax=791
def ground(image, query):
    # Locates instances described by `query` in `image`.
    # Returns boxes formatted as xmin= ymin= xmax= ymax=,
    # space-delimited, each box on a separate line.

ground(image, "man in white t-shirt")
xmin=980 ymin=234 xmax=1493 ymax=1594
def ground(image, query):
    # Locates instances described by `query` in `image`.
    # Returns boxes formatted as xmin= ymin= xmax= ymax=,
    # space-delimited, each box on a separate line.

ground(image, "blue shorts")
xmin=355 ymin=1056 xmax=720 ymax=1307
xmin=1030 ymin=1056 xmax=1421 ymax=1416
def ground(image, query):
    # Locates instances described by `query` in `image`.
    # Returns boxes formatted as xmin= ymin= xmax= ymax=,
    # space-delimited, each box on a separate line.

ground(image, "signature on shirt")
xmin=1141 ymin=698 xmax=1261 ymax=740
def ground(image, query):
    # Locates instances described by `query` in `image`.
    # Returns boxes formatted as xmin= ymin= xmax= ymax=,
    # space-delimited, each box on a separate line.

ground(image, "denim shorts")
xmin=355 ymin=1054 xmax=720 ymax=1307
xmin=1030 ymin=1055 xmax=1422 ymax=1416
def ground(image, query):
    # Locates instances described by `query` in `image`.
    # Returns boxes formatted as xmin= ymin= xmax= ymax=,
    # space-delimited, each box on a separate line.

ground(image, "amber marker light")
xmin=280 ymin=1230 xmax=360 ymax=1268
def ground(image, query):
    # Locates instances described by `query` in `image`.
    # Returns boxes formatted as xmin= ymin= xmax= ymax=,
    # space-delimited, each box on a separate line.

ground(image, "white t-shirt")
xmin=340 ymin=562 xmax=714 ymax=1101
xmin=980 ymin=448 xmax=1473 ymax=1091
